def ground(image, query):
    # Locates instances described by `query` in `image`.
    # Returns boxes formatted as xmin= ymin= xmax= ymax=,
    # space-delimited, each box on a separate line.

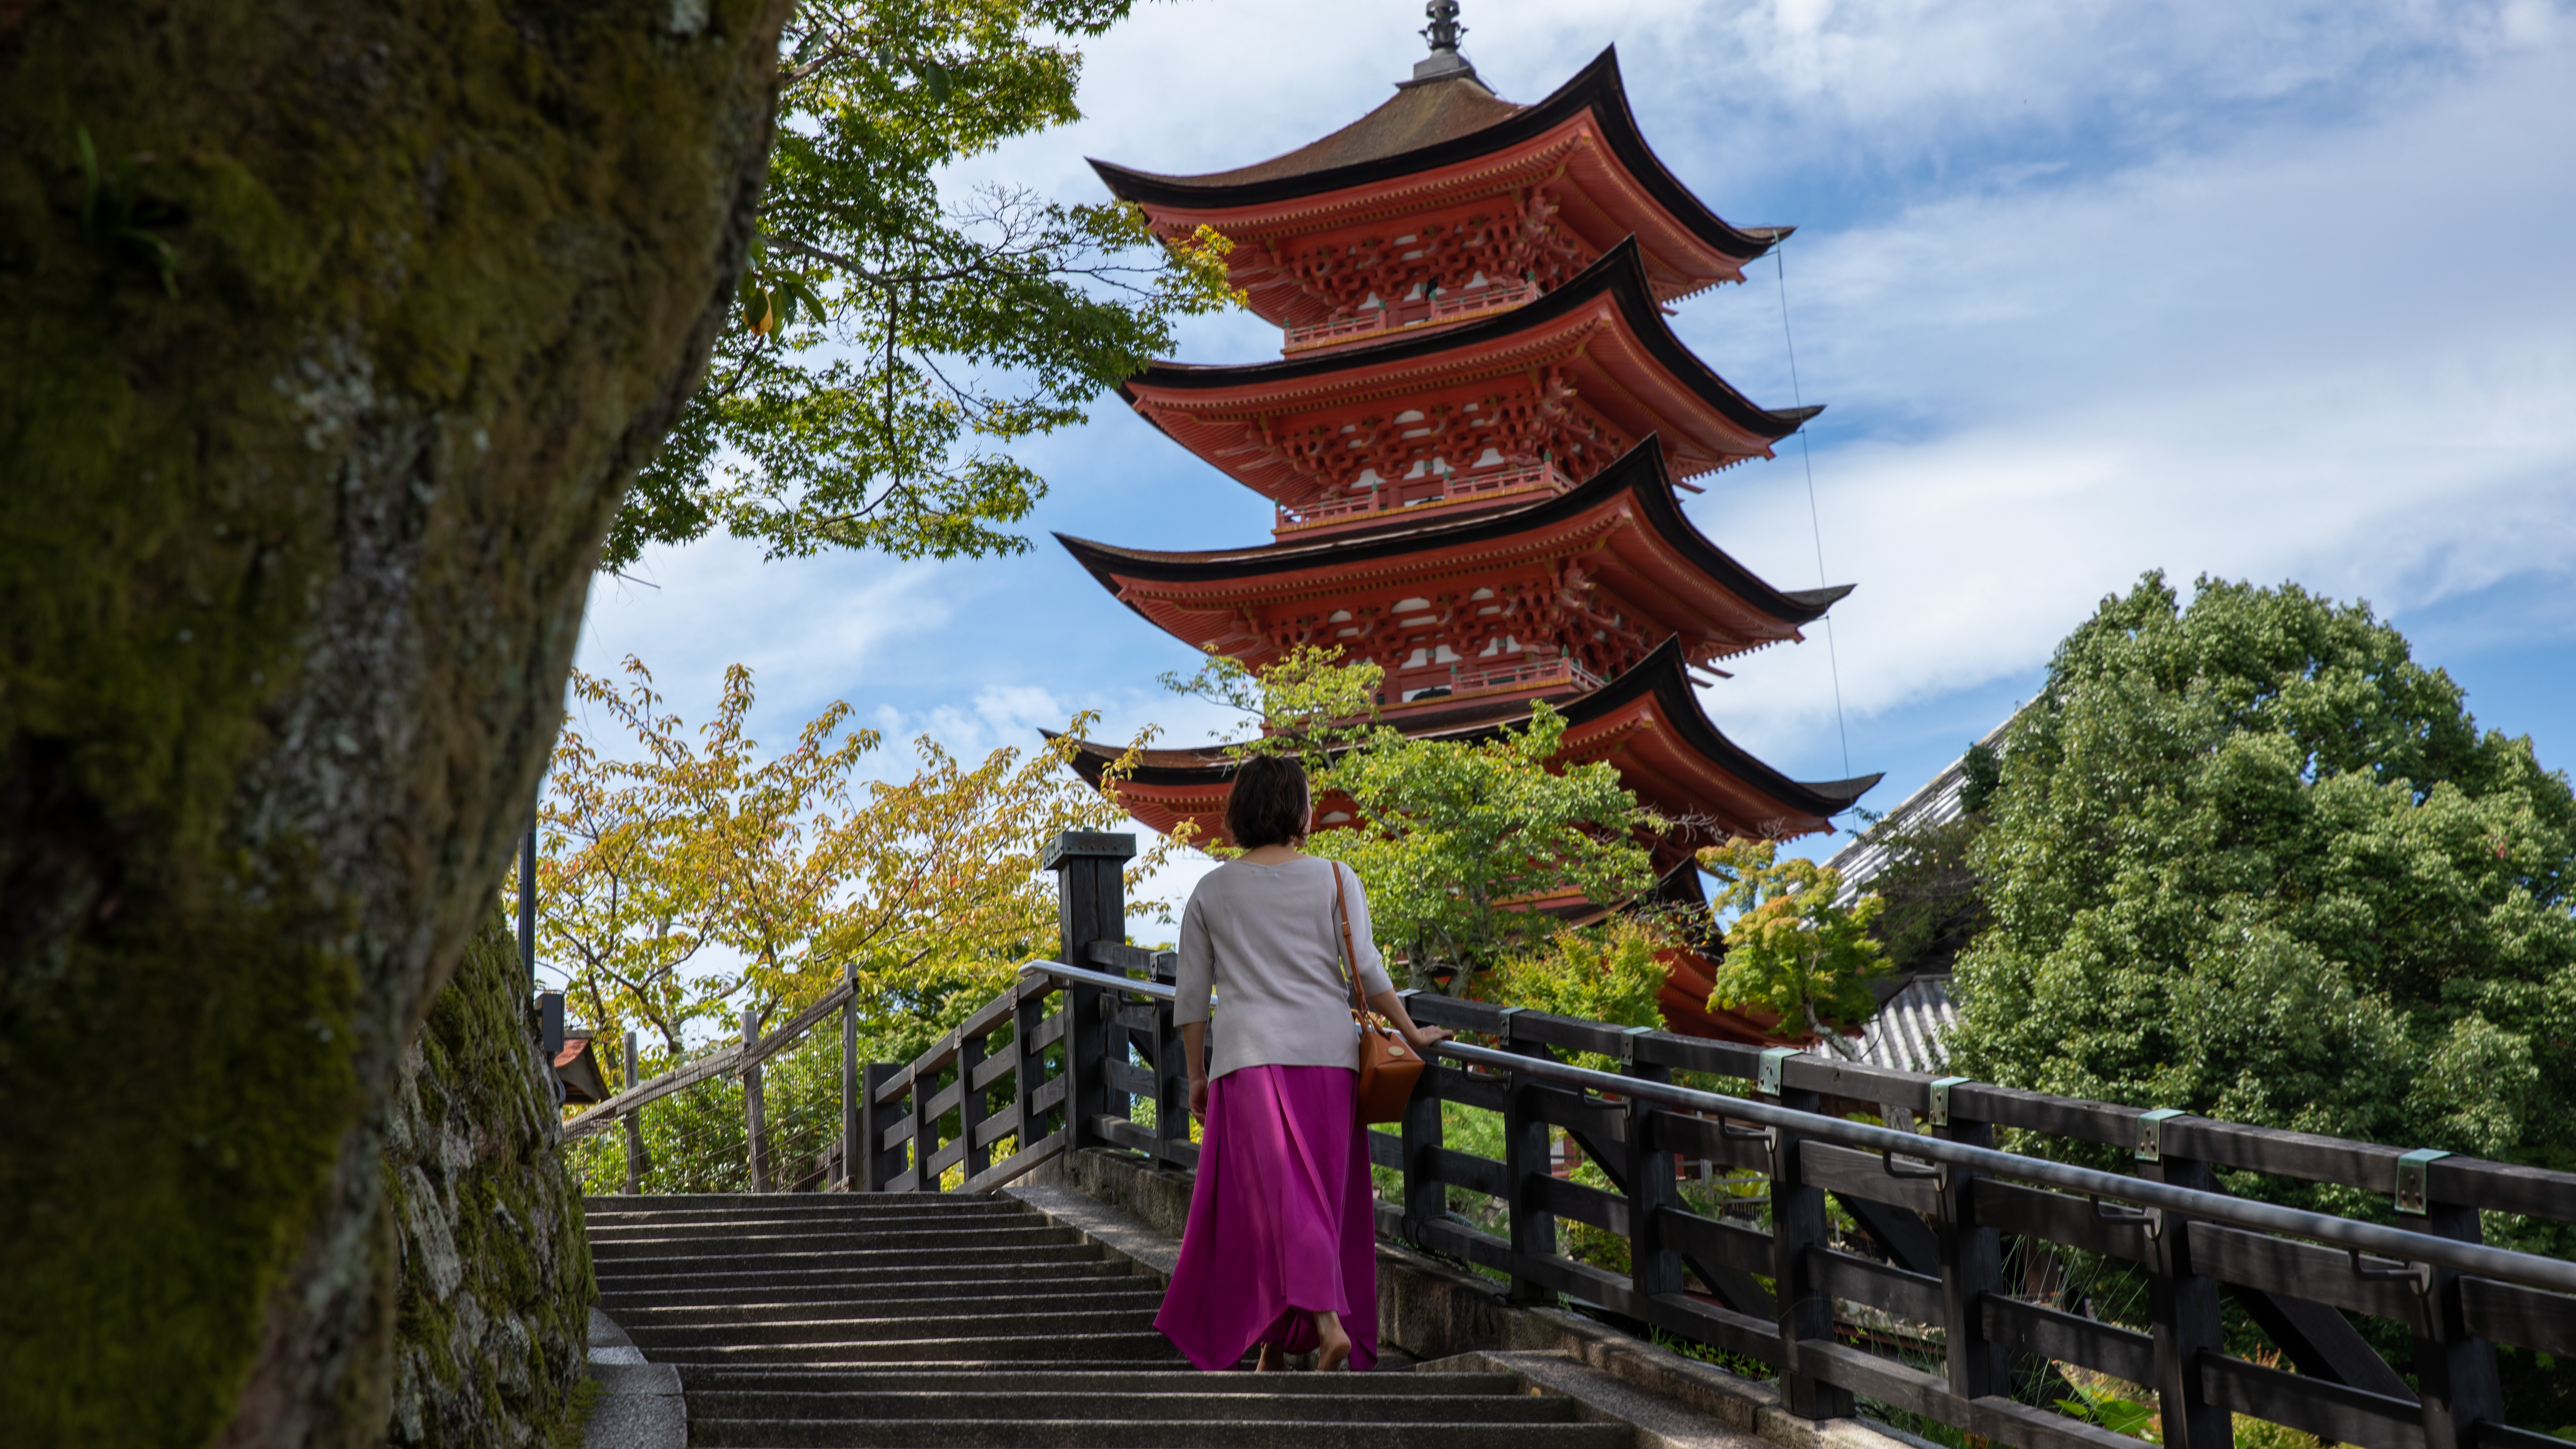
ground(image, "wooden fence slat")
xmin=1809 ymin=1245 xmax=1943 ymax=1324
xmin=2459 ymin=1277 xmax=2576 ymax=1357
xmin=1984 ymin=1295 xmax=2155 ymax=1385
xmin=1423 ymin=1144 xmax=1510 ymax=1199
xmin=1533 ymin=1173 xmax=1629 ymax=1236
xmin=1647 ymin=1111 xmax=1774 ymax=1174
xmin=1425 ymin=1064 xmax=1508 ymax=1114
xmin=2201 ymin=1351 xmax=2427 ymax=1449
xmin=1799 ymin=1141 xmax=1941 ymax=1216
xmin=971 ymin=1103 xmax=1021 ymax=1152
xmin=1658 ymin=1207 xmax=1773 ymax=1276
xmin=1101 ymin=1058 xmax=1155 ymax=1097
xmin=1975 ymin=1180 xmax=2155 ymax=1263
xmin=2187 ymin=1222 xmax=2433 ymax=1328
xmin=1406 ymin=1213 xmax=1513 ymax=1272
xmin=1367 ymin=1129 xmax=1403 ymax=1171
xmin=959 ymin=1127 xmax=1067 ymax=1194
xmin=1511 ymin=1252 xmax=1784 ymax=1366
xmin=1794 ymin=1342 xmax=2144 ymax=1449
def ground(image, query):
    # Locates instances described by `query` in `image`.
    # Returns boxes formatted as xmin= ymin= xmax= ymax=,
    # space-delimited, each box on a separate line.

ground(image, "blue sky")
xmin=573 ymin=0 xmax=2576 ymax=915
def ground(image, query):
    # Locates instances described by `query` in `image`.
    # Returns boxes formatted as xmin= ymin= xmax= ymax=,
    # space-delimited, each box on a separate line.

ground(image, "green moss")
xmin=0 ymin=2 xmax=788 ymax=1441
xmin=386 ymin=916 xmax=595 ymax=1447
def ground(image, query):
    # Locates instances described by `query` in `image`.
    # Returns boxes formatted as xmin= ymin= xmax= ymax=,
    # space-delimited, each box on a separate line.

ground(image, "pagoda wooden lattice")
xmin=1060 ymin=30 xmax=1880 ymax=1041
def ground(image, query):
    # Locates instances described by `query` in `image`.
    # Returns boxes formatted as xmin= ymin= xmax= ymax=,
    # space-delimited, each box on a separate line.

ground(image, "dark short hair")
xmin=1225 ymin=754 xmax=1311 ymax=849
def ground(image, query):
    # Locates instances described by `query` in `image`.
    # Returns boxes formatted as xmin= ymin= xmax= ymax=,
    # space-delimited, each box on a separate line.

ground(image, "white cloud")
xmin=1685 ymin=32 xmax=2576 ymax=764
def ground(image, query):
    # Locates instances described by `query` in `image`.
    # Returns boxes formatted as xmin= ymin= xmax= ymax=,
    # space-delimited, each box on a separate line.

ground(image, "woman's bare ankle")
xmin=1311 ymin=1310 xmax=1352 ymax=1372
xmin=1255 ymin=1343 xmax=1287 ymax=1372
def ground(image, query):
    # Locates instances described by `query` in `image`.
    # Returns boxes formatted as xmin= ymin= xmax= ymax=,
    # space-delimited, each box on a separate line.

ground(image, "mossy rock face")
xmin=0 ymin=2 xmax=789 ymax=1444
xmin=383 ymin=917 xmax=593 ymax=1449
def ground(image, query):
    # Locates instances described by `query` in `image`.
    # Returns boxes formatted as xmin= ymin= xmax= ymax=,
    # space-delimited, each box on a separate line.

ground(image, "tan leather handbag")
xmin=1331 ymin=862 xmax=1425 ymax=1125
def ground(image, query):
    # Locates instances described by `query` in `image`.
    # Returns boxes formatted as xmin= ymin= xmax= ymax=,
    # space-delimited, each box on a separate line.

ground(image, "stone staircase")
xmin=585 ymin=1193 xmax=1635 ymax=1448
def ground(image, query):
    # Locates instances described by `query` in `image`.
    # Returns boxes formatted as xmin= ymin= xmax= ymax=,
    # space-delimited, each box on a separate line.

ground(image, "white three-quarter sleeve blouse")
xmin=1171 ymin=856 xmax=1395 ymax=1081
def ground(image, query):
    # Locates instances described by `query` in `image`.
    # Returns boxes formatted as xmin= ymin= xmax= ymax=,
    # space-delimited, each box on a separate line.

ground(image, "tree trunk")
xmin=0 ymin=2 xmax=790 ymax=1444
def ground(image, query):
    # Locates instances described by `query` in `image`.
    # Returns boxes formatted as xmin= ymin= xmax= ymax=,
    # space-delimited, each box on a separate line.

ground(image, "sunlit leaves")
xmin=1699 ymin=838 xmax=1887 ymax=1051
xmin=529 ymin=655 xmax=1158 ymax=1054
xmin=1165 ymin=649 xmax=1664 ymax=994
xmin=607 ymin=0 xmax=1244 ymax=570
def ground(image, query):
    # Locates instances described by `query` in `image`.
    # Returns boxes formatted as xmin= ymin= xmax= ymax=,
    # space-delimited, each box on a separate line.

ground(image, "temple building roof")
xmin=1120 ymin=240 xmax=1820 ymax=506
xmin=1091 ymin=50 xmax=1787 ymax=329
xmin=1055 ymin=637 xmax=1879 ymax=848
xmin=1055 ymin=435 xmax=1850 ymax=695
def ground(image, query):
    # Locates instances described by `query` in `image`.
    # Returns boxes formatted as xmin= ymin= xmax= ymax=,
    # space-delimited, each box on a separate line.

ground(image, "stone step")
xmin=688 ymin=1416 xmax=1633 ymax=1449
xmin=613 ymin=1287 xmax=1165 ymax=1327
xmin=685 ymin=1390 xmax=1577 ymax=1425
xmin=624 ymin=1305 xmax=1157 ymax=1350
xmin=585 ymin=1192 xmax=1012 ymax=1213
xmin=585 ymin=1207 xmax=1035 ymax=1240
xmin=674 ymin=1371 xmax=1528 ymax=1398
xmin=603 ymin=1271 xmax=1138 ymax=1314
xmin=592 ymin=1225 xmax=1075 ymax=1259
xmin=643 ymin=1330 xmax=1185 ymax=1366
xmin=594 ymin=1245 xmax=1107 ymax=1290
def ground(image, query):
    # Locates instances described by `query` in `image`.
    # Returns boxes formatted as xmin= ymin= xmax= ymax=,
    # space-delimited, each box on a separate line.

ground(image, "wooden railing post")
xmin=742 ymin=1006 xmax=769 ymax=1193
xmin=1396 ymin=993 xmax=1444 ymax=1242
xmin=1772 ymin=1067 xmax=1855 ymax=1421
xmin=959 ymin=1024 xmax=993 ymax=1185
xmin=2145 ymin=1144 xmax=2233 ymax=1449
xmin=1625 ymin=1048 xmax=1681 ymax=1302
xmin=2415 ymin=1202 xmax=2505 ymax=1449
xmin=1934 ymin=1094 xmax=2007 ymax=1404
xmin=1014 ymin=984 xmax=1049 ymax=1157
xmin=858 ymin=1061 xmax=902 ymax=1191
xmin=621 ymin=1030 xmax=650 ymax=1195
xmin=1045 ymin=832 xmax=1133 ymax=1154
xmin=1501 ymin=1027 xmax=1556 ymax=1306
xmin=839 ymin=960 xmax=858 ymax=1189
xmin=1150 ymin=953 xmax=1189 ymax=1165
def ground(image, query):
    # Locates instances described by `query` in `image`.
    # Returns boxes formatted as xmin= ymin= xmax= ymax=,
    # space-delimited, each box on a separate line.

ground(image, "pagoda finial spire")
xmin=1411 ymin=0 xmax=1477 ymax=83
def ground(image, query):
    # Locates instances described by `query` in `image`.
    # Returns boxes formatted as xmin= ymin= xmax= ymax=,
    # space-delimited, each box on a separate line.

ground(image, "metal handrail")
xmin=1013 ymin=959 xmax=2576 ymax=1296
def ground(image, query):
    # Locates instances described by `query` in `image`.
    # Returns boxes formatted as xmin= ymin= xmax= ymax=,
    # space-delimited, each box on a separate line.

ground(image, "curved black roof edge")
xmin=1055 ymin=434 xmax=1849 ymax=629
xmin=1049 ymin=638 xmax=1881 ymax=816
xmin=1121 ymin=237 xmax=1821 ymax=444
xmin=1088 ymin=48 xmax=1784 ymax=263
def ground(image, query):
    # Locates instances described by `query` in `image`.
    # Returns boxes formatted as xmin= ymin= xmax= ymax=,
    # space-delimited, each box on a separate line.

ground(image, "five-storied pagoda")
xmin=1056 ymin=5 xmax=1881 ymax=1040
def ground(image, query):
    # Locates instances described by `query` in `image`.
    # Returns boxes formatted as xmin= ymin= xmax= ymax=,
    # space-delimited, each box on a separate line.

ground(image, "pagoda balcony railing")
xmin=1275 ymin=461 xmax=1573 ymax=536
xmin=1280 ymin=280 xmax=1539 ymax=353
xmin=1393 ymin=654 xmax=1603 ymax=708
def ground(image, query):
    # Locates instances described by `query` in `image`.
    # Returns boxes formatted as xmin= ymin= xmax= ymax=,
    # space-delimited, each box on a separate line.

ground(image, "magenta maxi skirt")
xmin=1152 ymin=1064 xmax=1379 ymax=1371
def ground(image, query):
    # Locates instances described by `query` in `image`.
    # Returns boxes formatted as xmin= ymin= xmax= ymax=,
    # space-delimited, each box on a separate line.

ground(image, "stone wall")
xmin=383 ymin=920 xmax=594 ymax=1447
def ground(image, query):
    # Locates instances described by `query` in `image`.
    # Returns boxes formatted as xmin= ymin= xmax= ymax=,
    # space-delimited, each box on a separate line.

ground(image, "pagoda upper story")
xmin=1093 ymin=47 xmax=1789 ymax=351
xmin=1092 ymin=42 xmax=1815 ymax=544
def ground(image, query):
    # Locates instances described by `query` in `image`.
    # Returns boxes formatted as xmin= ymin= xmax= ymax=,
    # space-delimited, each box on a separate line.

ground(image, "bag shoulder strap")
xmin=1328 ymin=861 xmax=1368 ymax=1015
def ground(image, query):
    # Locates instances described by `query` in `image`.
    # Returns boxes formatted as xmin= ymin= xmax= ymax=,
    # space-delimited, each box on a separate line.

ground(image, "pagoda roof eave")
xmin=1054 ymin=637 xmax=1881 ymax=823
xmin=1056 ymin=435 xmax=1848 ymax=633
xmin=1086 ymin=48 xmax=1785 ymax=264
xmin=1118 ymin=237 xmax=1822 ymax=450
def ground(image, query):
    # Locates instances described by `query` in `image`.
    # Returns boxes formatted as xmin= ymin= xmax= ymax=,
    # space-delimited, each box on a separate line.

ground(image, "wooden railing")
xmin=1274 ymin=462 xmax=1574 ymax=536
xmin=1280 ymin=281 xmax=1540 ymax=353
xmin=570 ymin=829 xmax=2576 ymax=1449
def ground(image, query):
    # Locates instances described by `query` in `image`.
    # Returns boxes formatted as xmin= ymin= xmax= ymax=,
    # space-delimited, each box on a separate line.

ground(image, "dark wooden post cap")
xmin=1042 ymin=831 xmax=1137 ymax=871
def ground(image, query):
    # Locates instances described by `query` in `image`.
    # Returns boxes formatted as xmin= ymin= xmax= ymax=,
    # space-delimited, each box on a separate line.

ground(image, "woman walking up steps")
xmin=1150 ymin=753 xmax=1450 ymax=1372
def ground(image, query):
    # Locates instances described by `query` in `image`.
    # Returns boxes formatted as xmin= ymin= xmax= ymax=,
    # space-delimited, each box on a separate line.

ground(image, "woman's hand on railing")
xmin=1403 ymin=1025 xmax=1453 ymax=1057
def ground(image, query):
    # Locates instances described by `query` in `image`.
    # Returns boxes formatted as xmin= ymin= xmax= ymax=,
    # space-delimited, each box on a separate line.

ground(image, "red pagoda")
xmin=1057 ymin=10 xmax=1880 ymax=1040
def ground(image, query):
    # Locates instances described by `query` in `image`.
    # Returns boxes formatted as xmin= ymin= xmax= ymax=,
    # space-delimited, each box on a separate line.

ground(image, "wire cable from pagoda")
xmin=1772 ymin=237 xmax=1853 ymax=780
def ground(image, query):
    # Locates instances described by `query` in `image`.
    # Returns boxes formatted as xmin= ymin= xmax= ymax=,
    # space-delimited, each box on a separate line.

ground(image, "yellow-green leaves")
xmin=524 ymin=656 xmax=1157 ymax=1056
xmin=1699 ymin=838 xmax=1887 ymax=1049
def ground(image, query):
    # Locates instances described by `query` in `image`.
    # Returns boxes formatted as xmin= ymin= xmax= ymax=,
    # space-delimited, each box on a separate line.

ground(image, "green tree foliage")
xmin=1487 ymin=919 xmax=1671 ymax=1057
xmin=609 ymin=0 xmax=1243 ymax=570
xmin=1950 ymin=573 xmax=2576 ymax=1183
xmin=1700 ymin=838 xmax=1888 ymax=1050
xmin=1164 ymin=648 xmax=1662 ymax=994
